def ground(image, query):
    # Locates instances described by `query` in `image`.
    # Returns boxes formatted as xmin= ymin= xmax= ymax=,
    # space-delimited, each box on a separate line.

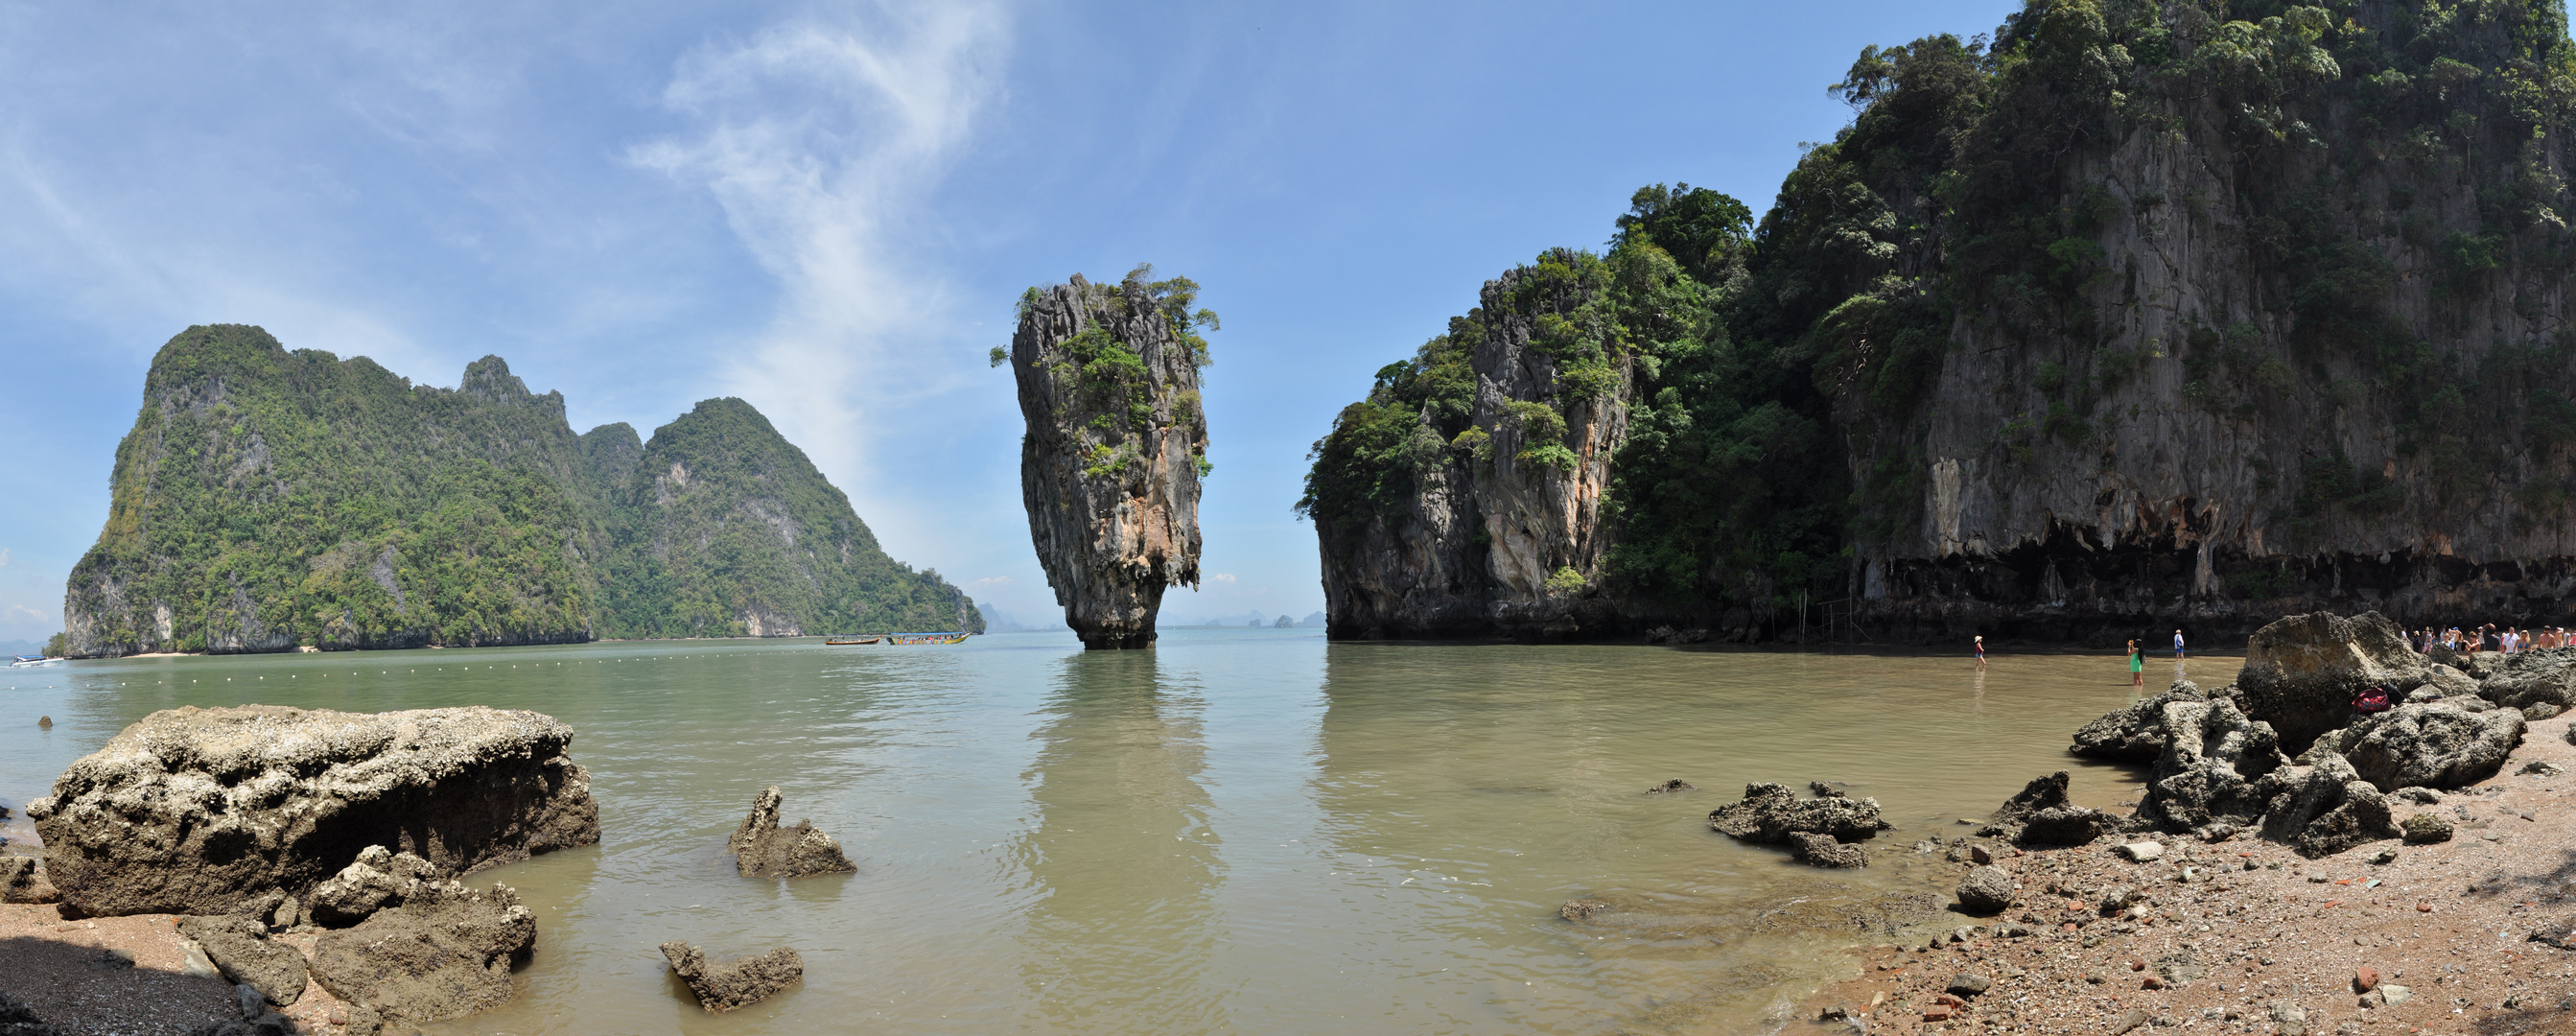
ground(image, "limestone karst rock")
xmin=2236 ymin=611 xmax=2430 ymax=751
xmin=309 ymin=880 xmax=535 ymax=1026
xmin=1008 ymin=270 xmax=1211 ymax=648
xmin=660 ymin=942 xmax=805 ymax=1013
xmin=729 ymin=787 xmax=856 ymax=879
xmin=1708 ymin=782 xmax=1894 ymax=867
xmin=28 ymin=705 xmax=597 ymax=917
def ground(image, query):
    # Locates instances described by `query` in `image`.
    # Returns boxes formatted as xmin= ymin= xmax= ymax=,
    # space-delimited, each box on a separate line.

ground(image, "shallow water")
xmin=0 ymin=631 xmax=2237 ymax=1035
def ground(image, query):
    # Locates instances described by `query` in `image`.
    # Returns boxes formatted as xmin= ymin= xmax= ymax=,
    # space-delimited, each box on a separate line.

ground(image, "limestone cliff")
xmin=1306 ymin=0 xmax=2576 ymax=643
xmin=1305 ymin=253 xmax=1638 ymax=639
xmin=1009 ymin=269 xmax=1213 ymax=648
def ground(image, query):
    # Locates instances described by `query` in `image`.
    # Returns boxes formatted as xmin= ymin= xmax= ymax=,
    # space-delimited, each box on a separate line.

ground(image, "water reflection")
xmin=1009 ymin=650 xmax=1226 ymax=1032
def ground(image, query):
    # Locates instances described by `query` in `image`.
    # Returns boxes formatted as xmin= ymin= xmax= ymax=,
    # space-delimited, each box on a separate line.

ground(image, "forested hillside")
xmin=1304 ymin=0 xmax=2576 ymax=643
xmin=62 ymin=326 xmax=976 ymax=655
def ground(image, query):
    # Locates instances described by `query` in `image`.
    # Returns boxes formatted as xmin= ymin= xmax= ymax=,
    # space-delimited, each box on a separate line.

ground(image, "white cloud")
xmin=5 ymin=604 xmax=45 ymax=624
xmin=0 ymin=548 xmax=11 ymax=567
xmin=968 ymin=576 xmax=1014 ymax=589
xmin=633 ymin=2 xmax=1009 ymax=519
xmin=1206 ymin=573 xmax=1237 ymax=584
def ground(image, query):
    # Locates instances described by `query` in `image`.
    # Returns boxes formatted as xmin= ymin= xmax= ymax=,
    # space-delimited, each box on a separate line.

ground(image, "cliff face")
xmin=598 ymin=398 xmax=984 ymax=639
xmin=64 ymin=326 xmax=976 ymax=655
xmin=1307 ymin=0 xmax=2576 ymax=643
xmin=1010 ymin=270 xmax=1212 ymax=648
xmin=1308 ymin=254 xmax=1638 ymax=639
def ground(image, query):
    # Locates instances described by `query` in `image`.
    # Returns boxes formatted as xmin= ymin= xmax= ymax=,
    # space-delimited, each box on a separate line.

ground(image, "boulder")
xmin=310 ymin=880 xmax=535 ymax=1026
xmin=1 ymin=856 xmax=59 ymax=905
xmin=2422 ymin=664 xmax=2480 ymax=698
xmin=2400 ymin=812 xmax=2453 ymax=844
xmin=0 ymin=989 xmax=56 ymax=1036
xmin=2133 ymin=697 xmax=2286 ymax=834
xmin=305 ymin=845 xmax=440 ymax=928
xmin=2236 ymin=611 xmax=2429 ymax=752
xmin=2479 ymin=648 xmax=2576 ymax=713
xmin=2310 ymin=703 xmax=2524 ymax=791
xmin=660 ymin=942 xmax=804 ymax=1013
xmin=2019 ymin=806 xmax=2112 ymax=846
xmin=1786 ymin=831 xmax=1868 ymax=868
xmin=1708 ymin=783 xmax=1893 ymax=844
xmin=2069 ymin=682 xmax=2208 ymax=762
xmin=27 ymin=705 xmax=597 ymax=918
xmin=2259 ymin=752 xmax=2400 ymax=858
xmin=178 ymin=915 xmax=308 ymax=1006
xmin=1955 ymin=865 xmax=2014 ymax=913
xmin=729 ymin=788 xmax=857 ymax=879
xmin=1645 ymin=779 xmax=1695 ymax=794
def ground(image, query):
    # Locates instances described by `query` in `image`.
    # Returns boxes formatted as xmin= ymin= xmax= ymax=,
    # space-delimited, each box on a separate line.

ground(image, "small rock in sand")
xmin=1 ymin=857 xmax=59 ymax=905
xmin=1955 ymin=865 xmax=2014 ymax=914
xmin=2400 ymin=812 xmax=2453 ymax=843
xmin=2518 ymin=760 xmax=2564 ymax=777
xmin=2117 ymin=841 xmax=2164 ymax=862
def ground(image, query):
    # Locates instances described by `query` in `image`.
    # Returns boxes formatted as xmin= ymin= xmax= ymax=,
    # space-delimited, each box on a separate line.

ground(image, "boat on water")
xmin=823 ymin=632 xmax=971 ymax=646
xmin=11 ymin=655 xmax=61 ymax=667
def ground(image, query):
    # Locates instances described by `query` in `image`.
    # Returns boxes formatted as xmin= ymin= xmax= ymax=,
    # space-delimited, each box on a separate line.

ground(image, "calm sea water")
xmin=0 ymin=630 xmax=2236 ymax=1035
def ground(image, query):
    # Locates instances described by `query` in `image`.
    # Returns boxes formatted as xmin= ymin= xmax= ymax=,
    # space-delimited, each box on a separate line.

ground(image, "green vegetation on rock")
xmin=62 ymin=325 xmax=977 ymax=656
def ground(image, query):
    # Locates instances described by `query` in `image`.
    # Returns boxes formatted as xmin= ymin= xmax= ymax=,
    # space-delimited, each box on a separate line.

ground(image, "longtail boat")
xmin=887 ymin=631 xmax=972 ymax=646
xmin=824 ymin=636 xmax=883 ymax=646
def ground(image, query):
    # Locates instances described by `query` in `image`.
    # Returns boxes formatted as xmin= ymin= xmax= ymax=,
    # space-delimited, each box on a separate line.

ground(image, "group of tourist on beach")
xmin=2415 ymin=624 xmax=2568 ymax=654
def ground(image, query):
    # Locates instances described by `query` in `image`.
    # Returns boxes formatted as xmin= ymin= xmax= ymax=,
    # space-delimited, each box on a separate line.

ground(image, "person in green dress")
xmin=2128 ymin=639 xmax=2144 ymax=687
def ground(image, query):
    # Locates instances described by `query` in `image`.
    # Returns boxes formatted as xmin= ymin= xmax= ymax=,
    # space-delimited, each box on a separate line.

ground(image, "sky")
xmin=0 ymin=0 xmax=2026 ymax=643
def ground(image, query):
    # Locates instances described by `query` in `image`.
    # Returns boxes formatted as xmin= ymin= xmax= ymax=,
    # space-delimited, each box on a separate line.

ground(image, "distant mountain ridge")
xmin=61 ymin=324 xmax=978 ymax=656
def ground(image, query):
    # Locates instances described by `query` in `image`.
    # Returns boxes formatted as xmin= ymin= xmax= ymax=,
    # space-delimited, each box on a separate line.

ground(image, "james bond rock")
xmin=1007 ymin=269 xmax=1214 ymax=649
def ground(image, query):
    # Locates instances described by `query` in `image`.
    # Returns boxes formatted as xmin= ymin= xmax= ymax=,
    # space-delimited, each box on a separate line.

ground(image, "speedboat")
xmin=10 ymin=655 xmax=59 ymax=668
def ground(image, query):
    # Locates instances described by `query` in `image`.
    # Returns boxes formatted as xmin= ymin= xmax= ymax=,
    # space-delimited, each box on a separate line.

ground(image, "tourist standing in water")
xmin=1974 ymin=634 xmax=1986 ymax=670
xmin=2129 ymin=639 xmax=2144 ymax=687
xmin=2173 ymin=628 xmax=2187 ymax=660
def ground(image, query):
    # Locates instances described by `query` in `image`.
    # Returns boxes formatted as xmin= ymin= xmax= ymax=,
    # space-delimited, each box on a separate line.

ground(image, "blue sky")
xmin=0 ymin=0 xmax=2022 ymax=642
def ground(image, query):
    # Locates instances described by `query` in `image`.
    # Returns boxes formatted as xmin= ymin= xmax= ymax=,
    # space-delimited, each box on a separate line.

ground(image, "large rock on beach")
xmin=2309 ymin=702 xmax=2523 ymax=791
xmin=177 ymin=915 xmax=307 ymax=1006
xmin=2134 ymin=697 xmax=2285 ymax=834
xmin=27 ymin=705 xmax=598 ymax=918
xmin=2478 ymin=648 xmax=2576 ymax=713
xmin=2069 ymin=682 xmax=2208 ymax=762
xmin=1708 ymin=782 xmax=1893 ymax=845
xmin=660 ymin=942 xmax=805 ymax=1013
xmin=1979 ymin=771 xmax=2115 ymax=847
xmin=2259 ymin=752 xmax=2400 ymax=858
xmin=2235 ymin=611 xmax=2430 ymax=751
xmin=730 ymin=788 xmax=857 ymax=879
xmin=309 ymin=880 xmax=534 ymax=1026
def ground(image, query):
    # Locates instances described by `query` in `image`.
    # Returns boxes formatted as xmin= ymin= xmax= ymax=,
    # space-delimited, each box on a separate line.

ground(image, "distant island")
xmin=59 ymin=325 xmax=979 ymax=657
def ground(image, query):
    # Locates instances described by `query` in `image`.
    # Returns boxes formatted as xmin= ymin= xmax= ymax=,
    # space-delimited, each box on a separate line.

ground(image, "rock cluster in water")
xmin=310 ymin=876 xmax=535 ymax=1027
xmin=661 ymin=942 xmax=805 ymax=1013
xmin=1008 ymin=271 xmax=1208 ymax=649
xmin=729 ymin=787 xmax=856 ymax=879
xmin=27 ymin=704 xmax=597 ymax=918
xmin=1708 ymin=781 xmax=1894 ymax=867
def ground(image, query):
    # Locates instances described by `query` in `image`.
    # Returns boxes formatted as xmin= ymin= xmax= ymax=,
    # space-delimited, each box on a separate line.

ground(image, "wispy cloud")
xmin=0 ymin=548 xmax=11 ymax=568
xmin=633 ymin=2 xmax=1009 ymax=517
xmin=968 ymin=576 xmax=1014 ymax=590
xmin=1206 ymin=573 xmax=1237 ymax=584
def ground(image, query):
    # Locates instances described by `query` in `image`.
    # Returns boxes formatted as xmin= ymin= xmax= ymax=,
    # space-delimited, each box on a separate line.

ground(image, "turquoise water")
xmin=0 ymin=630 xmax=2236 ymax=1035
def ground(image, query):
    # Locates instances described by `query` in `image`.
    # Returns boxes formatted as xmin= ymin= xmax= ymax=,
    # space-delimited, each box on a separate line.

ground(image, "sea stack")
xmin=1007 ymin=268 xmax=1213 ymax=649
